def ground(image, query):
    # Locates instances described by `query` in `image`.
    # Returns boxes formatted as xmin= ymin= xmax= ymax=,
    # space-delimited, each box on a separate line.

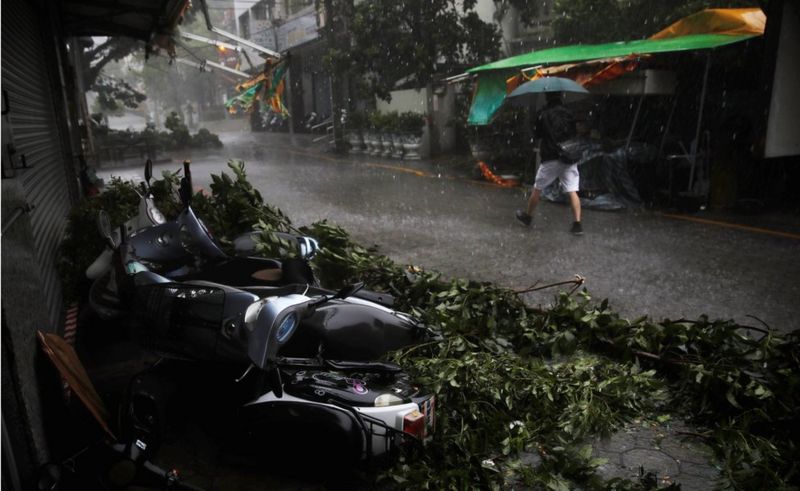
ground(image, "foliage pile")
xmin=57 ymin=177 xmax=141 ymax=300
xmin=190 ymin=160 xmax=296 ymax=257
xmin=91 ymin=112 xmax=222 ymax=156
xmin=305 ymin=197 xmax=800 ymax=490
xmin=62 ymin=162 xmax=800 ymax=489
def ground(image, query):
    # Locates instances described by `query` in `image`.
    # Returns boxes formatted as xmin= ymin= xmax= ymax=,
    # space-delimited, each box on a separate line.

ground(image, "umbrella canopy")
xmin=506 ymin=77 xmax=589 ymax=107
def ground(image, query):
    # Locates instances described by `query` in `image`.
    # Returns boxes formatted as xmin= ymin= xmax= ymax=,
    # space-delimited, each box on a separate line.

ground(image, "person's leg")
xmin=567 ymin=191 xmax=581 ymax=222
xmin=516 ymin=161 xmax=558 ymax=226
xmin=526 ymin=187 xmax=542 ymax=215
xmin=560 ymin=163 xmax=583 ymax=234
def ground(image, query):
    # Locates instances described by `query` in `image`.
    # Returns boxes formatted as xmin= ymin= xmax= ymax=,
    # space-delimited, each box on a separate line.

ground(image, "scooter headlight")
xmin=147 ymin=206 xmax=165 ymax=225
xmin=275 ymin=312 xmax=298 ymax=344
xmin=374 ymin=393 xmax=404 ymax=407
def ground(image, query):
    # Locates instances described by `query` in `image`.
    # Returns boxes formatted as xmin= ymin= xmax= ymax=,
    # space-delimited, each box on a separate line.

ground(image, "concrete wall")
xmin=1 ymin=180 xmax=55 ymax=478
xmin=376 ymin=88 xmax=427 ymax=114
xmin=765 ymin=0 xmax=800 ymax=158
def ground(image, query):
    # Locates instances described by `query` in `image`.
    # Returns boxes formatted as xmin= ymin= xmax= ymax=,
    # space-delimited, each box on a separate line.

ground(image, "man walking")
xmin=515 ymin=91 xmax=583 ymax=235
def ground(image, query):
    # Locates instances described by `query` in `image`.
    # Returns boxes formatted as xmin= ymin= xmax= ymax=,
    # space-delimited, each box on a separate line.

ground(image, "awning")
xmin=467 ymin=33 xmax=758 ymax=75
xmin=60 ymin=0 xmax=190 ymax=51
xmin=466 ymin=8 xmax=765 ymax=125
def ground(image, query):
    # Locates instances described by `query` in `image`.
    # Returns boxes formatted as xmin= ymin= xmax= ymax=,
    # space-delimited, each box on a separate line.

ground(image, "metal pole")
xmin=70 ymin=38 xmax=97 ymax=166
xmin=285 ymin=61 xmax=296 ymax=146
xmin=625 ymin=87 xmax=646 ymax=156
xmin=688 ymin=52 xmax=711 ymax=194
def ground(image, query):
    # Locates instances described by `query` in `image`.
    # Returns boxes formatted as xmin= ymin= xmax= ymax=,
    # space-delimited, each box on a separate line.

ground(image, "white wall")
xmin=376 ymin=88 xmax=427 ymax=114
xmin=765 ymin=1 xmax=800 ymax=158
xmin=375 ymin=86 xmax=459 ymax=157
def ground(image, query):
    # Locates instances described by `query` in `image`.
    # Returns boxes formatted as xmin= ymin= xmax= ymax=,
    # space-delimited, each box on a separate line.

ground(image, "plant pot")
xmin=381 ymin=133 xmax=393 ymax=158
xmin=403 ymin=135 xmax=423 ymax=160
xmin=365 ymin=132 xmax=380 ymax=155
xmin=348 ymin=131 xmax=364 ymax=154
xmin=391 ymin=134 xmax=405 ymax=159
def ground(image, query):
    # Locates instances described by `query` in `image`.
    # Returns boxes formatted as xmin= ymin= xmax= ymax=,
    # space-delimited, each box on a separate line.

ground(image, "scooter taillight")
xmin=402 ymin=409 xmax=425 ymax=439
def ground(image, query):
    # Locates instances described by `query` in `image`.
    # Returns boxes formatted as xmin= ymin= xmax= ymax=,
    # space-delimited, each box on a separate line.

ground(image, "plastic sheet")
xmin=541 ymin=143 xmax=655 ymax=210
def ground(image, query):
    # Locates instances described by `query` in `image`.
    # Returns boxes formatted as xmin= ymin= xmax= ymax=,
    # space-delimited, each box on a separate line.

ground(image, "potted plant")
xmin=381 ymin=111 xmax=399 ymax=158
xmin=400 ymin=112 xmax=425 ymax=160
xmin=366 ymin=111 xmax=383 ymax=155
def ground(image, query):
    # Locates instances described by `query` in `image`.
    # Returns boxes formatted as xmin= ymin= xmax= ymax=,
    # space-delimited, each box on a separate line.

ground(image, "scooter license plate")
xmin=421 ymin=396 xmax=435 ymax=441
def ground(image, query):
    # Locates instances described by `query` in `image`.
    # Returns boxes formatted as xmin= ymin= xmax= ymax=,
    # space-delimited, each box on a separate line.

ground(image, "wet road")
xmin=104 ymin=131 xmax=800 ymax=333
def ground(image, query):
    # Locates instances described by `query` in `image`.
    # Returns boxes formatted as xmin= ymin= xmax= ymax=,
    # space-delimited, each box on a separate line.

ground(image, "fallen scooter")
xmin=36 ymin=332 xmax=204 ymax=491
xmin=86 ymin=159 xmax=166 ymax=281
xmin=87 ymin=160 xmax=322 ymax=320
xmin=83 ymin=165 xmax=437 ymax=464
xmin=92 ymin=209 xmax=436 ymax=464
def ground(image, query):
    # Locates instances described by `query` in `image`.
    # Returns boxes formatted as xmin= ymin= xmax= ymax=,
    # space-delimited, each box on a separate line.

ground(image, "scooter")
xmin=37 ymin=331 xmax=204 ymax=490
xmin=94 ymin=159 xmax=435 ymax=361
xmin=86 ymin=159 xmax=166 ymax=281
xmin=87 ymin=160 xmax=323 ymax=319
xmin=94 ymin=196 xmax=436 ymax=462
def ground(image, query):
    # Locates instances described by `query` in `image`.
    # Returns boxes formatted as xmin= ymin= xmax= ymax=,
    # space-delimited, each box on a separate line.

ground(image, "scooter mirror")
xmin=335 ymin=282 xmax=365 ymax=300
xmin=97 ymin=210 xmax=117 ymax=249
xmin=178 ymin=160 xmax=192 ymax=207
xmin=144 ymin=158 xmax=153 ymax=186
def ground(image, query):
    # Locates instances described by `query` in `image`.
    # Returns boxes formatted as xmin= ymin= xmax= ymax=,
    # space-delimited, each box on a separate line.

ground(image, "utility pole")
xmin=323 ymin=0 xmax=346 ymax=153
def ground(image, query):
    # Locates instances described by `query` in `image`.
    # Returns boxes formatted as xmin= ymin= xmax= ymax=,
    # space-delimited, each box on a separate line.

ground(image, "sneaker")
xmin=570 ymin=221 xmax=583 ymax=235
xmin=515 ymin=210 xmax=532 ymax=226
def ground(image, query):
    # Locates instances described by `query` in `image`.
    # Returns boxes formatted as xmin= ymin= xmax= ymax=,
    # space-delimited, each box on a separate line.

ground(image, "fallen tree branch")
xmin=676 ymin=430 xmax=713 ymax=440
xmin=514 ymin=275 xmax=585 ymax=295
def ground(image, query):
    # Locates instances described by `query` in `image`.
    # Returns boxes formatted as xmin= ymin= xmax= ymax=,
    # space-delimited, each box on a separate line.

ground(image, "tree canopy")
xmin=497 ymin=0 xmax=763 ymax=45
xmin=326 ymin=0 xmax=502 ymax=101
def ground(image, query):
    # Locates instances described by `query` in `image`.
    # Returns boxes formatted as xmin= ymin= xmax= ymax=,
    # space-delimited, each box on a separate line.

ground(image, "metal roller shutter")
xmin=2 ymin=0 xmax=74 ymax=327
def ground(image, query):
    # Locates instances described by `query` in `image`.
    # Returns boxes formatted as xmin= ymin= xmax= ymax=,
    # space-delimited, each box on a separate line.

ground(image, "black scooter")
xmin=87 ymin=165 xmax=437 ymax=465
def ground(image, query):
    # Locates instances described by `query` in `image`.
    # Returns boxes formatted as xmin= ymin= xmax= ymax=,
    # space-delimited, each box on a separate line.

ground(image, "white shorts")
xmin=533 ymin=159 xmax=580 ymax=193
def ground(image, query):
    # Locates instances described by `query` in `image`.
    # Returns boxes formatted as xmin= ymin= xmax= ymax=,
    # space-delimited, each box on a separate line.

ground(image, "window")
xmin=238 ymin=11 xmax=250 ymax=38
xmin=287 ymin=0 xmax=313 ymax=16
xmin=252 ymin=0 xmax=269 ymax=21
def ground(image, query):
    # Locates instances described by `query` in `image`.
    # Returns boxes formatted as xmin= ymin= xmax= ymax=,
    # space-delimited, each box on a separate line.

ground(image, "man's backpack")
xmin=541 ymin=105 xmax=582 ymax=164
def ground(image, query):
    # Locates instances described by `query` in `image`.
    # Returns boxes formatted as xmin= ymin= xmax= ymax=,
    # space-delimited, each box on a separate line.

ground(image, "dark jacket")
xmin=535 ymin=102 xmax=577 ymax=162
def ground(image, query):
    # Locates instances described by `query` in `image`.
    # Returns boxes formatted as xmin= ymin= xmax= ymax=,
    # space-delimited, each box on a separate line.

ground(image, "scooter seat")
xmin=134 ymin=271 xmax=171 ymax=286
xmin=325 ymin=360 xmax=402 ymax=373
xmin=176 ymin=257 xmax=284 ymax=286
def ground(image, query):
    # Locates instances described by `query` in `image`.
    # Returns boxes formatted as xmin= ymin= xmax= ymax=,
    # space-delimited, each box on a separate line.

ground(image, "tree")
xmin=326 ymin=0 xmax=502 ymax=102
xmin=497 ymin=0 xmax=762 ymax=45
xmin=93 ymin=75 xmax=146 ymax=113
xmin=80 ymin=6 xmax=203 ymax=115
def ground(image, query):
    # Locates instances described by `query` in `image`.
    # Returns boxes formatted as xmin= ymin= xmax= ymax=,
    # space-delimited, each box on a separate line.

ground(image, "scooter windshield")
xmin=178 ymin=206 xmax=228 ymax=261
xmin=244 ymin=294 xmax=309 ymax=369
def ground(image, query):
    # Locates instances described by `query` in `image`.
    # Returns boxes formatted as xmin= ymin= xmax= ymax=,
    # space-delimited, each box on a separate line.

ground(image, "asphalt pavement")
xmin=97 ymin=127 xmax=800 ymax=489
xmin=106 ymin=129 xmax=800 ymax=333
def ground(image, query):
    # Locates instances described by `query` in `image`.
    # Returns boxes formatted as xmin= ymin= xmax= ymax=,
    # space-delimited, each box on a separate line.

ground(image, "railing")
xmin=310 ymin=118 xmax=334 ymax=144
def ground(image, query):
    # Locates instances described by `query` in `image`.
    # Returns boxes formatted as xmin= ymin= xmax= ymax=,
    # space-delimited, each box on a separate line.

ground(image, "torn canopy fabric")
xmin=226 ymin=60 xmax=289 ymax=116
xmin=649 ymin=8 xmax=766 ymax=40
xmin=467 ymin=71 xmax=509 ymax=126
xmin=226 ymin=82 xmax=263 ymax=113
